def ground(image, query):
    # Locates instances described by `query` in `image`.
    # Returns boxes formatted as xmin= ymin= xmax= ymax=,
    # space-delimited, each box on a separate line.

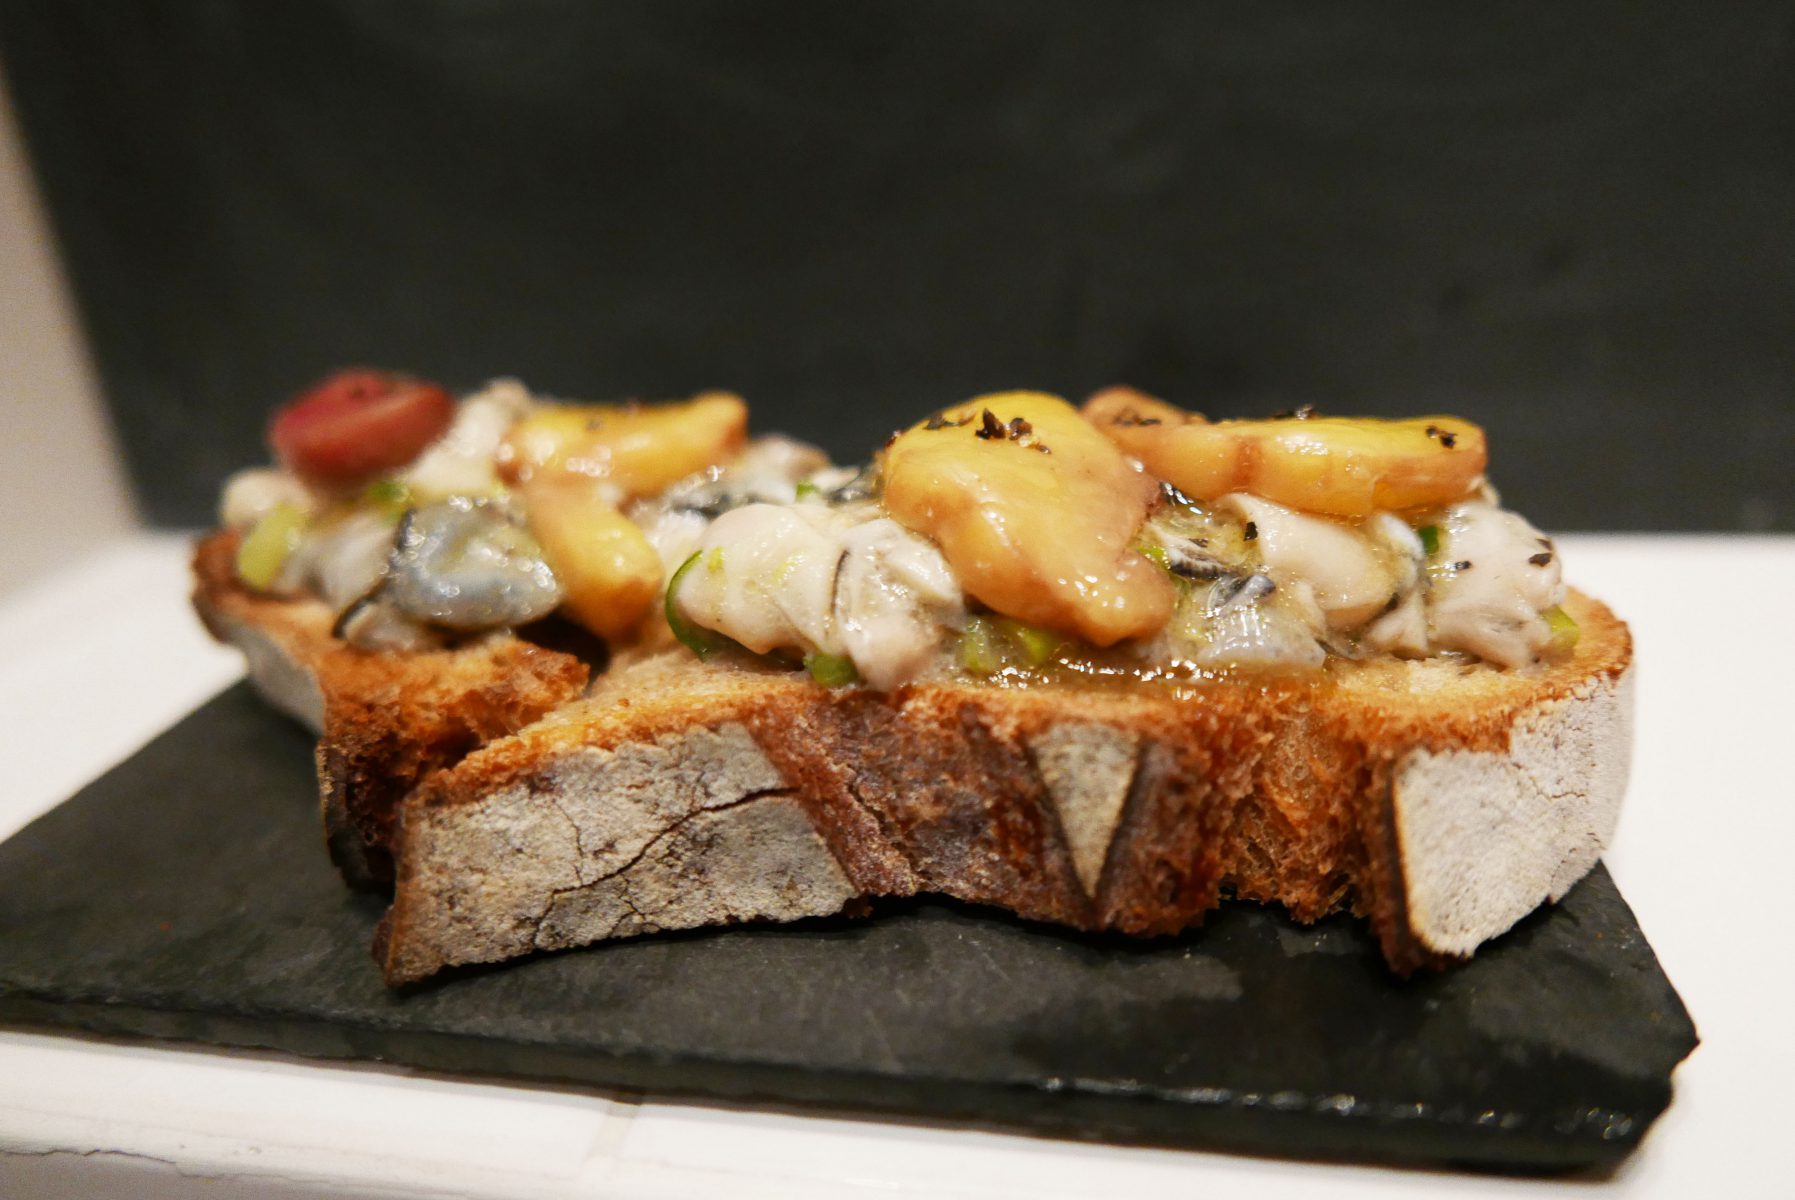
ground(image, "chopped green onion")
xmin=803 ymin=652 xmax=859 ymax=687
xmin=235 ymin=502 xmax=307 ymax=592
xmin=1544 ymin=605 xmax=1580 ymax=655
xmin=1140 ymin=543 xmax=1172 ymax=572
xmin=794 ymin=480 xmax=821 ymax=501
xmin=363 ymin=477 xmax=411 ymax=506
xmin=997 ymin=618 xmax=1063 ymax=667
xmin=362 ymin=478 xmax=414 ymax=525
xmin=959 ymin=616 xmax=1067 ymax=674
xmin=1417 ymin=524 xmax=1441 ymax=556
xmin=665 ymin=551 xmax=725 ymax=659
xmin=960 ymin=616 xmax=1004 ymax=676
xmin=704 ymin=546 xmax=725 ymax=574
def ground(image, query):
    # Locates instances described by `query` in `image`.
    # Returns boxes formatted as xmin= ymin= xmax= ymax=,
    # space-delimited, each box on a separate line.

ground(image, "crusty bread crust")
xmin=192 ymin=532 xmax=592 ymax=888
xmin=376 ymin=591 xmax=1632 ymax=985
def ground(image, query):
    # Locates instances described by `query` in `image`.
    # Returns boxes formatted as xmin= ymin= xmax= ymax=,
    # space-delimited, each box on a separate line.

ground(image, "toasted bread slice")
xmin=372 ymin=590 xmax=1631 ymax=985
xmin=193 ymin=531 xmax=592 ymax=888
xmin=193 ymin=380 xmax=1635 ymax=986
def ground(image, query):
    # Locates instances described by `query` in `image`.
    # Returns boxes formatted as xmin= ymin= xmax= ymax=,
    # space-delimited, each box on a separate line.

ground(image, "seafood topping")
xmin=1084 ymin=387 xmax=1487 ymax=518
xmin=383 ymin=498 xmax=562 ymax=631
xmin=882 ymin=392 xmax=1174 ymax=646
xmin=669 ymin=502 xmax=963 ymax=692
xmin=496 ymin=391 xmax=748 ymax=503
xmin=1426 ymin=501 xmax=1567 ymax=668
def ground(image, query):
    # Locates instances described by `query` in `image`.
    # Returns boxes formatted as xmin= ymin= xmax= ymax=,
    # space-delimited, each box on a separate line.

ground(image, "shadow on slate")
xmin=0 ymin=684 xmax=1696 ymax=1172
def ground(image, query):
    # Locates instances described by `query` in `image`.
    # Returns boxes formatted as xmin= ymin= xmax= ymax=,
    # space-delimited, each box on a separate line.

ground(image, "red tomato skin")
xmin=269 ymin=369 xmax=454 ymax=486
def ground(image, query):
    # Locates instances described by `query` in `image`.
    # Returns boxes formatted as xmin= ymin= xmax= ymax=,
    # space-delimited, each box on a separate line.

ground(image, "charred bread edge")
xmin=370 ymin=594 xmax=1631 ymax=985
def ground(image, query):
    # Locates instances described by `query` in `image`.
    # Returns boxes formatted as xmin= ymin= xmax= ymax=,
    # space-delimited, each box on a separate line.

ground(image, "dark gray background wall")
xmin=3 ymin=1 xmax=1791 ymax=530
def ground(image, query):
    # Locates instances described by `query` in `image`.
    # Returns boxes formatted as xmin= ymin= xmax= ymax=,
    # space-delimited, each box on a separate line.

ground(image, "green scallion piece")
xmin=998 ymin=618 xmax=1063 ymax=667
xmin=362 ymin=478 xmax=414 ymax=525
xmin=1417 ymin=524 xmax=1441 ymax=556
xmin=803 ymin=652 xmax=859 ymax=687
xmin=364 ymin=478 xmax=410 ymax=505
xmin=235 ymin=502 xmax=307 ymax=592
xmin=665 ymin=550 xmax=724 ymax=659
xmin=1544 ymin=605 xmax=1580 ymax=655
xmin=960 ymin=616 xmax=1004 ymax=676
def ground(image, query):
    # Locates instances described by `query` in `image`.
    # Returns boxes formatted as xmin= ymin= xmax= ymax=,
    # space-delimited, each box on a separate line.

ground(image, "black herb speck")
xmin=970 ymin=409 xmax=1050 ymax=452
xmin=1451 ymin=559 xmax=1473 ymax=571
xmin=1243 ymin=521 xmax=1258 ymax=541
xmin=1529 ymin=552 xmax=1554 ymax=566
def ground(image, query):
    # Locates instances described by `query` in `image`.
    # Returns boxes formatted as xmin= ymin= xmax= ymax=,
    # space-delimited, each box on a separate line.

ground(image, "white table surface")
xmin=0 ymin=531 xmax=1788 ymax=1199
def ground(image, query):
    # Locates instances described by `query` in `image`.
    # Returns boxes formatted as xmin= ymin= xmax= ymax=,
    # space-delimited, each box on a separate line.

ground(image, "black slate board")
xmin=0 ymin=685 xmax=1696 ymax=1171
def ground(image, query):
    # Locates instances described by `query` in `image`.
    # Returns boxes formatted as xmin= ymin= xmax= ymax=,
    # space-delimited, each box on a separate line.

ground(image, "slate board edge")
xmin=0 ymin=984 xmax=1654 ymax=1173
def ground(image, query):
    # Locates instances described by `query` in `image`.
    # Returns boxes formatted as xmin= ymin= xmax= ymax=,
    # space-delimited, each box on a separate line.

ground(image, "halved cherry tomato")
xmin=269 ymin=369 xmax=455 ymax=487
